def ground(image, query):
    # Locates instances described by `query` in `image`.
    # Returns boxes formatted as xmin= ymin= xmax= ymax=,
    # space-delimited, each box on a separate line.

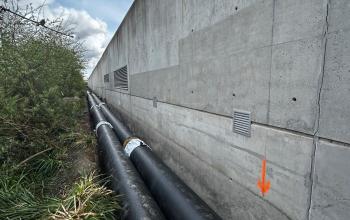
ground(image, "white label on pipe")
xmin=98 ymin=102 xmax=105 ymax=108
xmin=90 ymin=104 xmax=98 ymax=110
xmin=124 ymin=138 xmax=145 ymax=157
xmin=95 ymin=121 xmax=113 ymax=136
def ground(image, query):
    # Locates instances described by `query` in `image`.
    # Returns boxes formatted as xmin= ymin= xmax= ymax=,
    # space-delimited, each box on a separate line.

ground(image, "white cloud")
xmin=49 ymin=6 xmax=111 ymax=78
xmin=55 ymin=7 xmax=107 ymax=39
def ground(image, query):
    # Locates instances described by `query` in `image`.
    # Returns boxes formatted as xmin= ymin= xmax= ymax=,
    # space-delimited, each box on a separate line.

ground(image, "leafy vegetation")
xmin=0 ymin=1 xmax=120 ymax=219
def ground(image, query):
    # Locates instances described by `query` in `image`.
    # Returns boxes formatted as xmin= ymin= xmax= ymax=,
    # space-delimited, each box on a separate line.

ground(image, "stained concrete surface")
xmin=327 ymin=0 xmax=350 ymax=33
xmin=318 ymin=29 xmax=350 ymax=144
xmin=269 ymin=36 xmax=324 ymax=134
xmin=273 ymin=0 xmax=327 ymax=44
xmin=309 ymin=141 xmax=350 ymax=220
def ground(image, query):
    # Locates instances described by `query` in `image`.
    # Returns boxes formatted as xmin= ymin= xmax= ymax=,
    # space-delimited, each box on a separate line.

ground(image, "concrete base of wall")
xmin=99 ymin=89 xmax=350 ymax=220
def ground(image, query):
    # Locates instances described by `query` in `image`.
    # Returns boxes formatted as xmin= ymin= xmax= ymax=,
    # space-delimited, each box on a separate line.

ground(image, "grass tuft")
xmin=49 ymin=172 xmax=120 ymax=219
xmin=0 ymin=171 xmax=120 ymax=220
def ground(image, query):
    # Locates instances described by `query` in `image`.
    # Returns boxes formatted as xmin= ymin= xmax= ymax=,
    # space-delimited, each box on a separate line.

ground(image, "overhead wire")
xmin=0 ymin=5 xmax=73 ymax=38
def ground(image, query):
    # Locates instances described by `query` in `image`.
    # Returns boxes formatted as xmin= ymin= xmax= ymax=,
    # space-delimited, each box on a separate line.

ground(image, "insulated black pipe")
xmin=91 ymin=92 xmax=222 ymax=220
xmin=86 ymin=92 xmax=165 ymax=220
xmin=91 ymin=93 xmax=131 ymax=144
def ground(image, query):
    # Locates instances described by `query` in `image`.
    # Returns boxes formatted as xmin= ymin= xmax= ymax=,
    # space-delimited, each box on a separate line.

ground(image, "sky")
xmin=7 ymin=0 xmax=134 ymax=78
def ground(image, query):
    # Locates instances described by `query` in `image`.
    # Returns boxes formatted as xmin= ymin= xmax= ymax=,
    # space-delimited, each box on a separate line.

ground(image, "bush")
xmin=0 ymin=1 xmax=120 ymax=219
xmin=0 ymin=38 xmax=86 ymax=163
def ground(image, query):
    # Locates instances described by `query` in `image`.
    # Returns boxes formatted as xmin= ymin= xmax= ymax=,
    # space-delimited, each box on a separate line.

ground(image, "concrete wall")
xmin=88 ymin=0 xmax=350 ymax=219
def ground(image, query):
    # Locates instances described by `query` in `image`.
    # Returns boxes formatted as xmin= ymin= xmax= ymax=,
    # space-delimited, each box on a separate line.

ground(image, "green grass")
xmin=0 ymin=171 xmax=120 ymax=220
xmin=0 ymin=111 xmax=122 ymax=219
xmin=0 ymin=171 xmax=58 ymax=219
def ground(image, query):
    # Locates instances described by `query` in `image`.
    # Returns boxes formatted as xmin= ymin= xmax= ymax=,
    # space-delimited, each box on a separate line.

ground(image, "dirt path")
xmin=52 ymin=110 xmax=98 ymax=196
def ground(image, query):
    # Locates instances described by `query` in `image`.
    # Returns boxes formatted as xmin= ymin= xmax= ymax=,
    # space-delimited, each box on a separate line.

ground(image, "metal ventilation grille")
xmin=233 ymin=110 xmax=251 ymax=137
xmin=104 ymin=73 xmax=109 ymax=83
xmin=114 ymin=65 xmax=128 ymax=90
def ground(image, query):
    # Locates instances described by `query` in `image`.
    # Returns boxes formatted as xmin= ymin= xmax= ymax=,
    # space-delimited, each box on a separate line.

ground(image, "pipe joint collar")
xmin=124 ymin=138 xmax=148 ymax=157
xmin=90 ymin=104 xmax=98 ymax=110
xmin=95 ymin=121 xmax=113 ymax=135
xmin=98 ymin=102 xmax=106 ymax=108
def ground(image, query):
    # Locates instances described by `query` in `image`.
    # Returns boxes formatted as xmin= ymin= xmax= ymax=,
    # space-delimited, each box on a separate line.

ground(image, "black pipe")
xmin=86 ymin=91 xmax=165 ymax=220
xmin=91 ymin=93 xmax=131 ymax=144
xmin=91 ymin=92 xmax=222 ymax=220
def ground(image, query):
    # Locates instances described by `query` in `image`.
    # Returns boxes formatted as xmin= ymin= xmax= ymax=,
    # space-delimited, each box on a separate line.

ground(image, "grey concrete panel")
xmin=106 ymin=90 xmax=134 ymax=132
xmin=128 ymin=0 xmax=181 ymax=74
xmin=117 ymin=91 xmax=132 ymax=119
xmin=147 ymin=66 xmax=180 ymax=104
xmin=126 ymin=96 xmax=313 ymax=220
xmin=328 ymin=0 xmax=350 ymax=33
xmin=116 ymin=22 xmax=129 ymax=70
xmin=126 ymin=0 xmax=147 ymax=75
xmin=179 ymin=35 xmax=193 ymax=64
xmin=273 ymin=0 xmax=327 ymax=44
xmin=180 ymin=0 xmax=273 ymax=64
xmin=132 ymin=46 xmax=271 ymax=123
xmin=181 ymin=0 xmax=262 ymax=37
xmin=180 ymin=47 xmax=271 ymax=123
xmin=318 ymin=30 xmax=350 ymax=144
xmin=130 ymin=71 xmax=151 ymax=98
xmin=130 ymin=65 xmax=180 ymax=104
xmin=269 ymin=36 xmax=324 ymax=134
xmin=228 ymin=47 xmax=271 ymax=123
xmin=309 ymin=141 xmax=350 ymax=220
xmin=179 ymin=58 xmax=221 ymax=113
xmin=89 ymin=64 xmax=105 ymax=97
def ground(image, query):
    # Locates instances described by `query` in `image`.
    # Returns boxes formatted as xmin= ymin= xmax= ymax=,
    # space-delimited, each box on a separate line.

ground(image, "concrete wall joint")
xmin=308 ymin=1 xmax=329 ymax=219
xmin=267 ymin=0 xmax=276 ymax=124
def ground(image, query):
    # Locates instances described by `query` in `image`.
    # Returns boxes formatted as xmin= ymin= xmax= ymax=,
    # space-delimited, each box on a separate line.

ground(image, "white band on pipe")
xmin=98 ymin=102 xmax=105 ymax=108
xmin=95 ymin=121 xmax=113 ymax=135
xmin=124 ymin=138 xmax=148 ymax=157
xmin=90 ymin=104 xmax=98 ymax=110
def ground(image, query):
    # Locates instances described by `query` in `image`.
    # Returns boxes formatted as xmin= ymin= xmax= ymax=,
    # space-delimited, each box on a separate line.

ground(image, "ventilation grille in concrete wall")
xmin=114 ymin=65 xmax=128 ymax=90
xmin=233 ymin=110 xmax=251 ymax=137
xmin=103 ymin=73 xmax=109 ymax=83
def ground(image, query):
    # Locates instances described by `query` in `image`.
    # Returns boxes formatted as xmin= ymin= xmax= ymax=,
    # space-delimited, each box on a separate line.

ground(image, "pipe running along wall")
xmin=86 ymin=91 xmax=165 ymax=220
xmin=91 ymin=92 xmax=222 ymax=220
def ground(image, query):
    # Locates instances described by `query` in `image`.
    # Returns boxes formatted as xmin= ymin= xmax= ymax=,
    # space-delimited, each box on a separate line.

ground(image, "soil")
xmin=52 ymin=109 xmax=98 ymax=196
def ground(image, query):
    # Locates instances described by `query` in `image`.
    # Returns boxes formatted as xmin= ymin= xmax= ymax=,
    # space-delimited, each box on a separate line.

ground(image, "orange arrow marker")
xmin=257 ymin=159 xmax=270 ymax=196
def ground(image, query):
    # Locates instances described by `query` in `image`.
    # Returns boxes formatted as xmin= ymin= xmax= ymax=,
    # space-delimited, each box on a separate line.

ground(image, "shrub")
xmin=0 ymin=1 xmax=120 ymax=219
